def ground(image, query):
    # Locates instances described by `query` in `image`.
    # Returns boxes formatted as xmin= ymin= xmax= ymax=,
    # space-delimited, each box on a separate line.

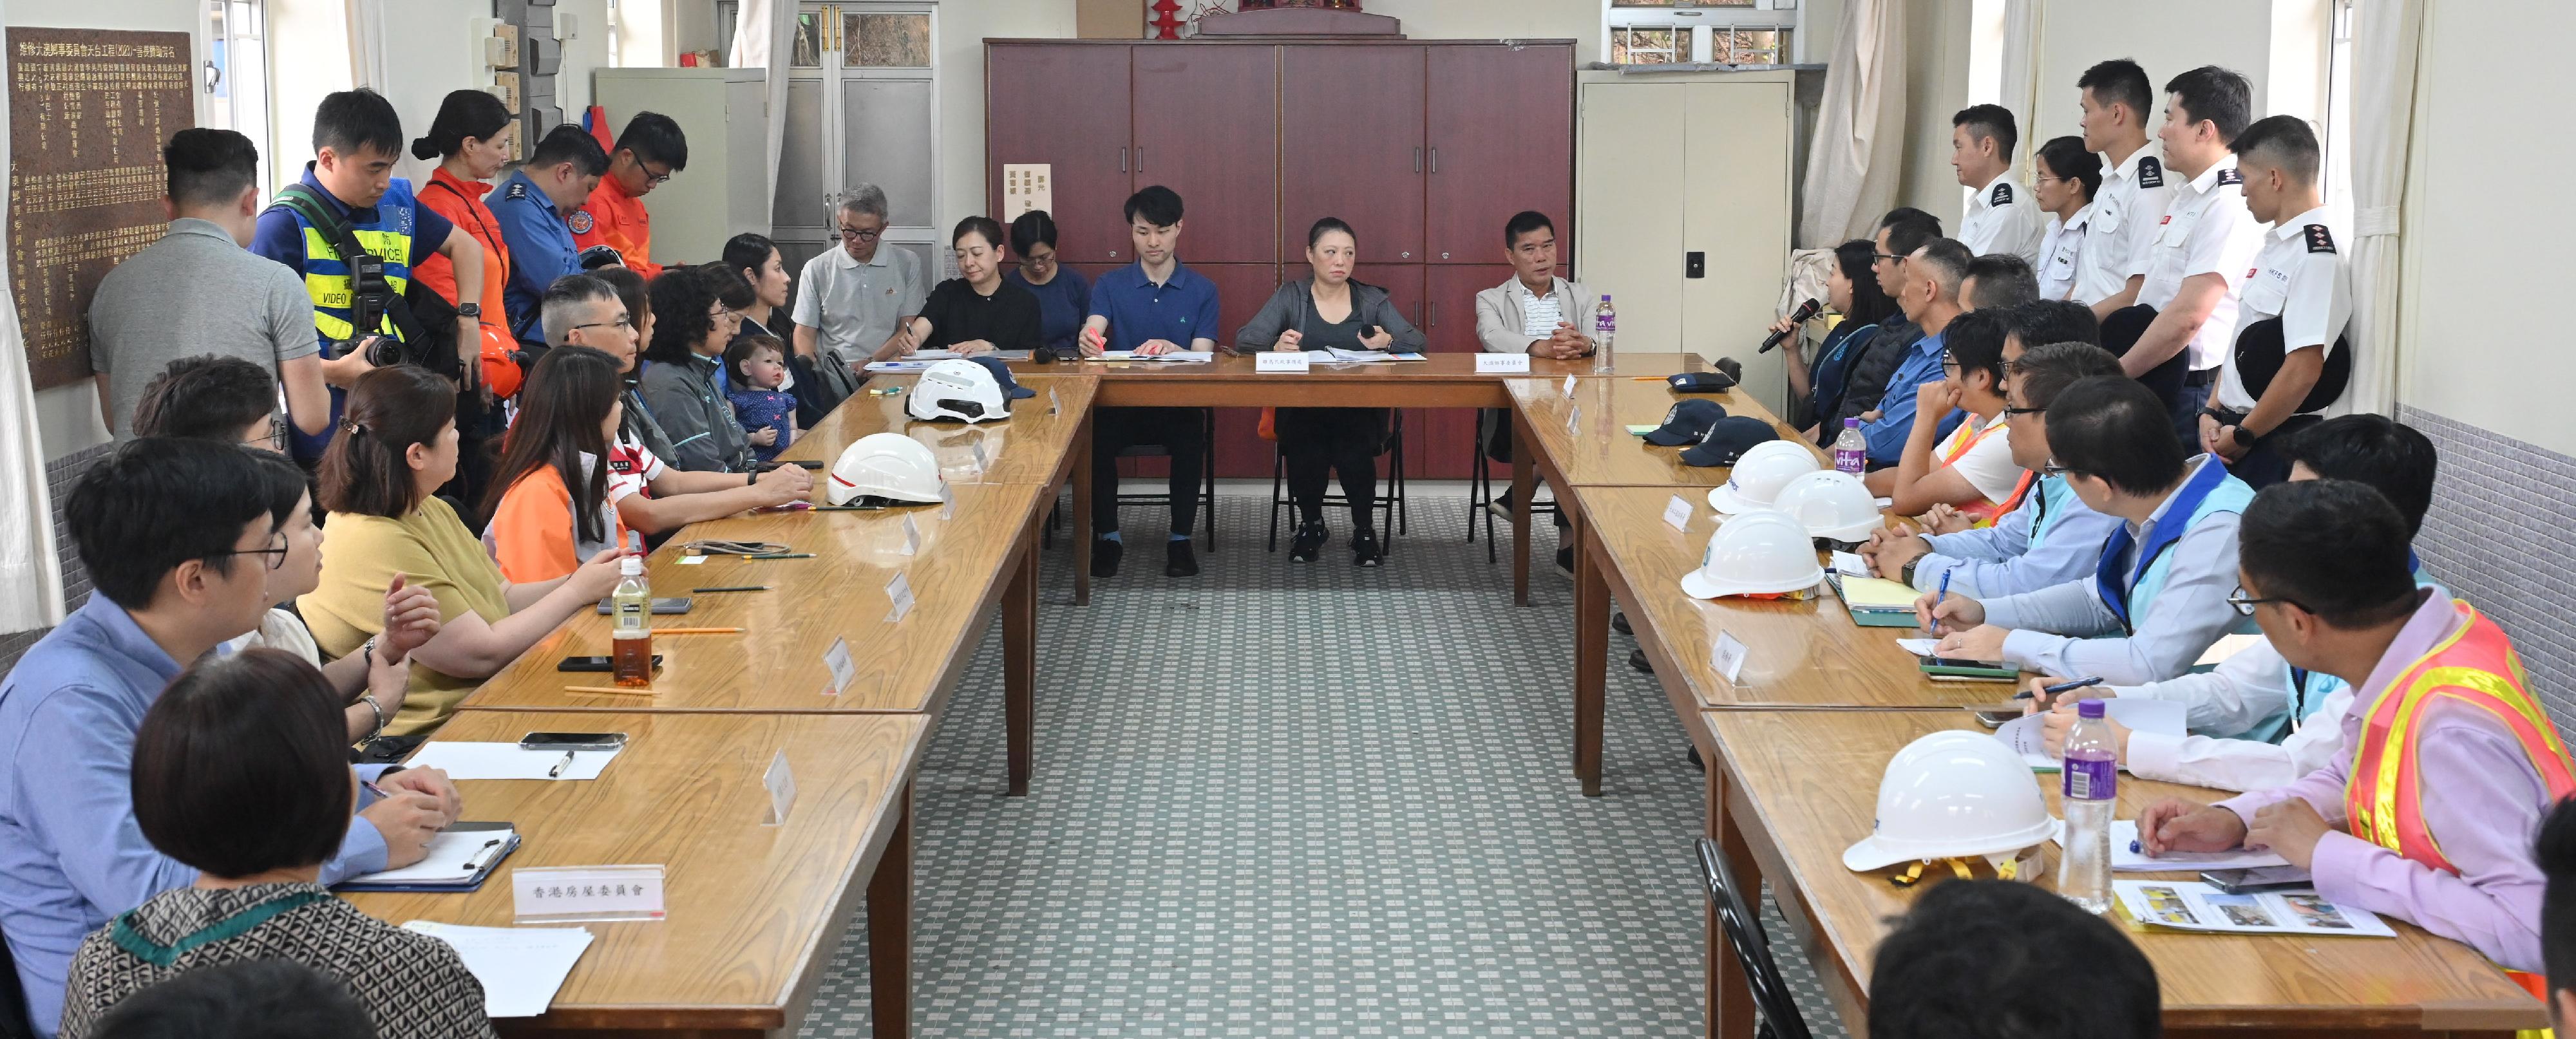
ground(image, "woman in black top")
xmin=903 ymin=216 xmax=1042 ymax=356
xmin=1233 ymin=218 xmax=1425 ymax=566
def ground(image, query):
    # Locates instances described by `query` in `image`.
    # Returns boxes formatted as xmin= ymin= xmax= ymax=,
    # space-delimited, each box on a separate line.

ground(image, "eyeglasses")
xmin=2227 ymin=585 xmax=2305 ymax=617
xmin=708 ymin=304 xmax=739 ymax=320
xmin=2040 ymin=462 xmax=2077 ymax=478
xmin=1939 ymin=356 xmax=1962 ymax=371
xmin=572 ymin=316 xmax=636 ymax=332
xmin=2032 ymin=174 xmax=2072 ymax=185
xmin=639 ymin=162 xmax=675 ymax=187
xmin=837 ymin=227 xmax=884 ymax=242
xmin=2003 ymin=404 xmax=2047 ymax=417
xmin=207 ymin=532 xmax=290 ymax=571
xmin=1874 ymin=252 xmax=1908 ymax=264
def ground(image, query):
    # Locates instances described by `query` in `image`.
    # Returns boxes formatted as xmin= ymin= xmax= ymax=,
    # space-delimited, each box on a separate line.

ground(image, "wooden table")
xmin=349 ymin=711 xmax=930 ymax=1038
xmin=458 ymin=482 xmax=1052 ymax=795
xmin=1502 ymin=377 xmax=1806 ymax=609
xmin=1004 ymin=351 xmax=1704 ymax=593
xmin=1561 ymin=485 xmax=2004 ymax=794
xmin=1698 ymin=709 xmax=2545 ymax=1039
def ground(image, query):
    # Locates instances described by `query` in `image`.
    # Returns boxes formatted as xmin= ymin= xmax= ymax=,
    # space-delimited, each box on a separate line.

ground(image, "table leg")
xmin=1511 ymin=407 xmax=1535 ymax=607
xmin=1708 ymin=762 xmax=1756 ymax=1039
xmin=1573 ymin=508 xmax=1606 ymax=797
xmin=1072 ymin=411 xmax=1094 ymax=608
xmin=1004 ymin=528 xmax=1037 ymax=797
xmin=867 ymin=780 xmax=913 ymax=1038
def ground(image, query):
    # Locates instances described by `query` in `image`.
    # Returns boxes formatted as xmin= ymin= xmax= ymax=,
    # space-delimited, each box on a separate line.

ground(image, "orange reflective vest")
xmin=2343 ymin=599 xmax=2573 ymax=1015
xmin=1935 ymin=414 xmax=2032 ymax=527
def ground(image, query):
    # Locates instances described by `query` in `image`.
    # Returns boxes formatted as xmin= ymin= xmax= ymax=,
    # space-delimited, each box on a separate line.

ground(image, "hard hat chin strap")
xmin=1887 ymin=849 xmax=2028 ymax=888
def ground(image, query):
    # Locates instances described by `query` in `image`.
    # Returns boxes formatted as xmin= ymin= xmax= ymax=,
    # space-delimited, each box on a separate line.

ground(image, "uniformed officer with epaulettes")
xmin=2074 ymin=59 xmax=2179 ymax=317
xmin=2201 ymin=115 xmax=2351 ymax=488
xmin=488 ymin=124 xmax=610 ymax=355
xmin=2117 ymin=65 xmax=2267 ymax=445
xmin=1951 ymin=104 xmax=2045 ymax=265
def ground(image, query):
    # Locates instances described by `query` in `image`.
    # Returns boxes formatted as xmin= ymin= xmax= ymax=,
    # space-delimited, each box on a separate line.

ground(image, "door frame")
xmin=758 ymin=1 xmax=945 ymax=281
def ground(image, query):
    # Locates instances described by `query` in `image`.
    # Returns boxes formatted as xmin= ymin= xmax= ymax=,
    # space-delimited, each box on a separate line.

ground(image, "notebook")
xmin=1827 ymin=574 xmax=1923 ymax=626
xmin=337 ymin=822 xmax=518 ymax=892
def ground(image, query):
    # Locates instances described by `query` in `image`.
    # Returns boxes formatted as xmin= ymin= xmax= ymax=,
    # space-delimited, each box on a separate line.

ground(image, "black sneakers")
xmin=1350 ymin=529 xmax=1383 ymax=567
xmin=1165 ymin=539 xmax=1199 ymax=577
xmin=1289 ymin=520 xmax=1328 ymax=563
xmin=1091 ymin=537 xmax=1124 ymax=578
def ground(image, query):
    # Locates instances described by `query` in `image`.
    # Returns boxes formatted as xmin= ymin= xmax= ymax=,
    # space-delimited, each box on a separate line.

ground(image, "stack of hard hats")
xmin=909 ymin=359 xmax=1011 ymax=424
xmin=1707 ymin=440 xmax=1821 ymax=514
xmin=1678 ymin=509 xmax=1824 ymax=599
xmin=829 ymin=433 xmax=945 ymax=505
xmin=1770 ymin=469 xmax=1884 ymax=543
xmin=1842 ymin=730 xmax=2056 ymax=872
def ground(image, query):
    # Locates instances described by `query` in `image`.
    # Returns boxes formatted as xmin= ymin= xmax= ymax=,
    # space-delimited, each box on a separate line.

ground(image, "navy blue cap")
xmin=1643 ymin=398 xmax=1729 ymax=446
xmin=1680 ymin=416 xmax=1779 ymax=467
xmin=968 ymin=355 xmax=1037 ymax=399
xmin=1667 ymin=371 xmax=1738 ymax=393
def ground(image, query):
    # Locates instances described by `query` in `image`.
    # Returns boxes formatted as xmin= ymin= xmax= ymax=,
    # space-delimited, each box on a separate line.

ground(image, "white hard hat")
xmin=1678 ymin=509 xmax=1824 ymax=599
xmin=1770 ymin=469 xmax=1884 ymax=542
xmin=1707 ymin=441 xmax=1822 ymax=514
xmin=829 ymin=433 xmax=945 ymax=505
xmin=1842 ymin=730 xmax=2056 ymax=872
xmin=907 ymin=359 xmax=1009 ymax=424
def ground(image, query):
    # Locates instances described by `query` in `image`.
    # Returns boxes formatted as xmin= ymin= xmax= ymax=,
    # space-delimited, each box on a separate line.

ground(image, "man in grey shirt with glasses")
xmin=791 ymin=183 xmax=930 ymax=402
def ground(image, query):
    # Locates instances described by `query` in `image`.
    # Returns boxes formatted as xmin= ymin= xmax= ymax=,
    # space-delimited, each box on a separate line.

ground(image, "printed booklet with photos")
xmin=2114 ymin=880 xmax=2396 ymax=938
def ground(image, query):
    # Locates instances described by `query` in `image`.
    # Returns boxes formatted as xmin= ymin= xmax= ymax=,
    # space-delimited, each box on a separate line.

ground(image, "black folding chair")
xmin=1469 ymin=408 xmax=1557 ymax=563
xmin=1696 ymin=836 xmax=1813 ymax=1039
xmin=1267 ymin=411 xmax=1408 ymax=551
xmin=1047 ymin=408 xmax=1220 ymax=552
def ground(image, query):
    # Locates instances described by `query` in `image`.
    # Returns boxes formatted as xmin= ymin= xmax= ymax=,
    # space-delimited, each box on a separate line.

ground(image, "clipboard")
xmin=336 ymin=821 xmax=521 ymax=894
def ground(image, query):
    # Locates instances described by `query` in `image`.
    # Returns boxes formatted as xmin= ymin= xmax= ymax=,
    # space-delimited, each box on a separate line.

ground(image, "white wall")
xmin=1368 ymin=0 xmax=1596 ymax=57
xmin=2396 ymin=1 xmax=2576 ymax=455
xmin=2018 ymin=0 xmax=2275 ymax=146
xmin=8 ymin=0 xmax=204 ymax=460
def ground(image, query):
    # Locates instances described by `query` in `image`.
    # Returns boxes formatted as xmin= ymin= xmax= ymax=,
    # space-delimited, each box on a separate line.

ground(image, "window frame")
xmin=1602 ymin=1 xmax=1797 ymax=67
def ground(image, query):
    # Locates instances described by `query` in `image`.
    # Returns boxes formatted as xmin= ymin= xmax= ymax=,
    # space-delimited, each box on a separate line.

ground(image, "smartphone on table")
xmin=557 ymin=655 xmax=663 ymax=672
xmin=518 ymin=732 xmax=629 ymax=752
xmin=2201 ymin=865 xmax=2315 ymax=895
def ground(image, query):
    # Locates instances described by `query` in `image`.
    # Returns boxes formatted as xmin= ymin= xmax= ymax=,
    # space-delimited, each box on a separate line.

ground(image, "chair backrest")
xmin=0 ymin=924 xmax=36 ymax=1039
xmin=1694 ymin=837 xmax=1812 ymax=1039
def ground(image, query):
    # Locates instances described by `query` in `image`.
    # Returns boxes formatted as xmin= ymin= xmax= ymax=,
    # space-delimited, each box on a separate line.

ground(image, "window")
xmin=1604 ymin=1 xmax=1795 ymax=66
xmin=202 ymin=0 xmax=272 ymax=190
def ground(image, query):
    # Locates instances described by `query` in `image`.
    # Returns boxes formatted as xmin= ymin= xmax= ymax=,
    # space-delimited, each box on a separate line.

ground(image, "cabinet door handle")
xmin=1426 ymin=300 xmax=1436 ymax=327
xmin=1136 ymin=145 xmax=1145 ymax=172
xmin=1413 ymin=146 xmax=1422 ymax=174
xmin=1429 ymin=147 xmax=1439 ymax=174
xmin=1120 ymin=147 xmax=1128 ymax=173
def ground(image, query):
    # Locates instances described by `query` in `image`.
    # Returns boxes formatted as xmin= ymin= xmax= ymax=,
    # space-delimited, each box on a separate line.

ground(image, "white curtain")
xmin=0 ymin=0 xmax=69 ymax=635
xmin=1995 ymin=0 xmax=2042 ymax=171
xmin=344 ymin=0 xmax=390 ymax=91
xmin=2345 ymin=0 xmax=2422 ymax=417
xmin=730 ymin=0 xmax=800 ymax=205
xmin=1797 ymin=0 xmax=1908 ymax=248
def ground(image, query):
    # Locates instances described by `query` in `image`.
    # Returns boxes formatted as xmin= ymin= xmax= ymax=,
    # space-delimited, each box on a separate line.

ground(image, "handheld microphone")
xmin=1760 ymin=298 xmax=1823 ymax=353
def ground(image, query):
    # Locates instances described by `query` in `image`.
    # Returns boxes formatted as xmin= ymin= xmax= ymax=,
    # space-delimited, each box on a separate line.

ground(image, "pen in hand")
xmin=2014 ymin=675 xmax=2106 ymax=705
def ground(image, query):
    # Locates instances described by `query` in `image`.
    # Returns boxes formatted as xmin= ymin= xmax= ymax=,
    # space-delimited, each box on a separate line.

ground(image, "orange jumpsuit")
xmin=570 ymin=175 xmax=661 ymax=279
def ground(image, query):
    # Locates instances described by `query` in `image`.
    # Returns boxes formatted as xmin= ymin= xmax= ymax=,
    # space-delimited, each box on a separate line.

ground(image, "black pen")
xmin=2014 ymin=675 xmax=2105 ymax=701
xmin=691 ymin=585 xmax=773 ymax=593
xmin=459 ymin=838 xmax=504 ymax=871
xmin=547 ymin=750 xmax=574 ymax=778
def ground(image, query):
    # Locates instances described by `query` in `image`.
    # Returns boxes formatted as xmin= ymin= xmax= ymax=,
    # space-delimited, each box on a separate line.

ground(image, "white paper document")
xmin=1307 ymin=348 xmax=1426 ymax=363
xmin=2113 ymin=881 xmax=2394 ymax=938
xmin=1893 ymin=637 xmax=1939 ymax=657
xmin=1830 ymin=550 xmax=1872 ymax=577
xmin=402 ymin=743 xmax=621 ymax=782
xmin=1993 ymin=698 xmax=2186 ymax=771
xmin=348 ymin=826 xmax=517 ymax=885
xmin=2108 ymin=820 xmax=2291 ymax=872
xmin=861 ymin=360 xmax=934 ymax=373
xmin=402 ymin=921 xmax=596 ymax=1017
xmin=2196 ymin=632 xmax=2263 ymax=668
xmin=1087 ymin=350 xmax=1214 ymax=362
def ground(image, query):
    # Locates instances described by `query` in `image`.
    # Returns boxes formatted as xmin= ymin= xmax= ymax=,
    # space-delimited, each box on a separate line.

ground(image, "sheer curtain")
xmin=0 ymin=0 xmax=69 ymax=635
xmin=1994 ymin=0 xmax=2042 ymax=170
xmin=2345 ymin=0 xmax=2423 ymax=416
xmin=1797 ymin=0 xmax=1907 ymax=248
xmin=730 ymin=0 xmax=801 ymax=205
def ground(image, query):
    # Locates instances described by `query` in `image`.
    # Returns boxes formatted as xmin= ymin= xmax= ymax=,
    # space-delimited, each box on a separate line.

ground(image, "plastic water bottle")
xmin=1591 ymin=294 xmax=1616 ymax=373
xmin=2058 ymin=699 xmax=2117 ymax=912
xmin=610 ymin=532 xmax=654 ymax=688
xmin=1833 ymin=418 xmax=1867 ymax=476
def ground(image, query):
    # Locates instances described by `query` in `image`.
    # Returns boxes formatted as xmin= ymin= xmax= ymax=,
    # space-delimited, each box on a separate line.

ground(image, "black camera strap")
xmin=272 ymin=185 xmax=431 ymax=350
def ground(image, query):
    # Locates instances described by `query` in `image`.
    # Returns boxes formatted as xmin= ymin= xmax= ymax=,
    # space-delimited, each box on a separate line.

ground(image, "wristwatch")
xmin=1900 ymin=557 xmax=1920 ymax=586
xmin=2230 ymin=425 xmax=2257 ymax=449
xmin=455 ymin=303 xmax=481 ymax=319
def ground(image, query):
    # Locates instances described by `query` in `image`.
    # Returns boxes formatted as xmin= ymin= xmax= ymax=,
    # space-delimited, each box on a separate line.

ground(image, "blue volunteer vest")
xmin=2092 ymin=459 xmax=2256 ymax=636
xmin=2023 ymin=474 xmax=2078 ymax=551
xmin=275 ymin=178 xmax=422 ymax=345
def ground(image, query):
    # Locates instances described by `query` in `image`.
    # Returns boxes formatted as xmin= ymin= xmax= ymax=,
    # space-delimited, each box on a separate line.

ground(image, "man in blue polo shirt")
xmin=488 ymin=124 xmax=609 ymax=354
xmin=1080 ymin=185 xmax=1220 ymax=578
xmin=1861 ymin=237 xmax=1971 ymax=466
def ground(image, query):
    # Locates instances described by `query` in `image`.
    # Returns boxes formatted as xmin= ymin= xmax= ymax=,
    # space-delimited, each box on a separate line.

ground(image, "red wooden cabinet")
xmin=1426 ymin=45 xmax=1574 ymax=265
xmin=1280 ymin=46 xmax=1425 ymax=263
xmin=1131 ymin=46 xmax=1279 ymax=265
xmin=985 ymin=43 xmax=1132 ymax=264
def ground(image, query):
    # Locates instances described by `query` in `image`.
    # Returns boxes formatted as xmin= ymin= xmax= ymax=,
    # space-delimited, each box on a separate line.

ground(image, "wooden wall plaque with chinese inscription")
xmin=8 ymin=28 xmax=193 ymax=389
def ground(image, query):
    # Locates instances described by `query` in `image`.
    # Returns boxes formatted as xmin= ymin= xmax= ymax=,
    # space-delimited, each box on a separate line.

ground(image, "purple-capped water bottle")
xmin=2057 ymin=699 xmax=2116 ymax=912
xmin=1833 ymin=417 xmax=1866 ymax=476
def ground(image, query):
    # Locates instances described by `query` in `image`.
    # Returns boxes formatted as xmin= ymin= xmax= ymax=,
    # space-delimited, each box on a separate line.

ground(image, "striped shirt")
xmin=1520 ymin=285 xmax=1562 ymax=338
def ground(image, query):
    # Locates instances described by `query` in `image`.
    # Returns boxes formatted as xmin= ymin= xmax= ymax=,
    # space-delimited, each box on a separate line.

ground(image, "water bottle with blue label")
xmin=2058 ymin=699 xmax=2117 ymax=912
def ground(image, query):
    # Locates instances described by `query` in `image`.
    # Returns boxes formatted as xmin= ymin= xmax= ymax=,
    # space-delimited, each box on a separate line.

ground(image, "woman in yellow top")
xmin=482 ymin=347 xmax=628 ymax=582
xmin=301 ymin=367 xmax=623 ymax=745
xmin=1868 ymin=308 xmax=2032 ymax=527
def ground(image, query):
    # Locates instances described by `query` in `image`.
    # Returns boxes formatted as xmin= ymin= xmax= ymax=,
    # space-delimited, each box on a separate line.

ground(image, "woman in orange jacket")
xmin=410 ymin=89 xmax=519 ymax=400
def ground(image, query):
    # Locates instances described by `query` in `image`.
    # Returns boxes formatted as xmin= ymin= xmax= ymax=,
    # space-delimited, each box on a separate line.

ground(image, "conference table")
xmin=1492 ymin=375 xmax=2552 ymax=1036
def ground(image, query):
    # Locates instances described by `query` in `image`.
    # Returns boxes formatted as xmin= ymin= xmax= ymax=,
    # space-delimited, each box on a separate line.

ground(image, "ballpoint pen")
xmin=547 ymin=750 xmax=574 ymax=778
xmin=460 ymin=838 xmax=505 ymax=872
xmin=2016 ymin=676 xmax=2107 ymax=701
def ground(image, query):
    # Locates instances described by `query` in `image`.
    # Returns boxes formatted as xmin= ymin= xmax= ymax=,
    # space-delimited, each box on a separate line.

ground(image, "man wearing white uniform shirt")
xmin=2075 ymin=60 xmax=2177 ymax=315
xmin=2201 ymin=115 xmax=2352 ymax=488
xmin=2031 ymin=136 xmax=2103 ymax=302
xmin=1951 ymin=105 xmax=2045 ymax=265
xmin=2123 ymin=66 xmax=2265 ymax=446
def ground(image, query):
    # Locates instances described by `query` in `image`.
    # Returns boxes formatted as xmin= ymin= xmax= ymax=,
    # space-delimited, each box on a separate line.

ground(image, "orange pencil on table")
xmin=564 ymin=685 xmax=656 ymax=697
xmin=654 ymin=627 xmax=744 ymax=635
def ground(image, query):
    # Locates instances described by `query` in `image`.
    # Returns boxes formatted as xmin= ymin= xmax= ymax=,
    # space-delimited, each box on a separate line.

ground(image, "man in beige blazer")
xmin=1475 ymin=211 xmax=1597 ymax=357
